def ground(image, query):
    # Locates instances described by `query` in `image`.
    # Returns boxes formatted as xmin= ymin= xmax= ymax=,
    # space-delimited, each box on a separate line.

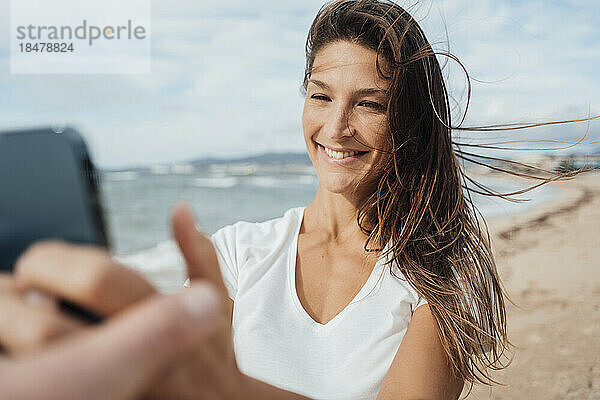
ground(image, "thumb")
xmin=171 ymin=202 xmax=226 ymax=291
xmin=6 ymin=283 xmax=226 ymax=400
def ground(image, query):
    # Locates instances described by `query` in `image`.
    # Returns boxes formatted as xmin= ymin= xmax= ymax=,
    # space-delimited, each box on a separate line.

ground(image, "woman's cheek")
xmin=302 ymin=105 xmax=318 ymax=125
xmin=302 ymin=110 xmax=320 ymax=143
xmin=360 ymin=117 xmax=388 ymax=149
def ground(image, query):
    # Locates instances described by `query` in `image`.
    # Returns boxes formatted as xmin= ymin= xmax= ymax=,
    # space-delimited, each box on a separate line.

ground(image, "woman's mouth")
xmin=317 ymin=143 xmax=368 ymax=164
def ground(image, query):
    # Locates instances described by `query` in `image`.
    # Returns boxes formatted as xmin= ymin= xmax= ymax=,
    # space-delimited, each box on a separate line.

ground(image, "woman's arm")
xmin=377 ymin=305 xmax=464 ymax=400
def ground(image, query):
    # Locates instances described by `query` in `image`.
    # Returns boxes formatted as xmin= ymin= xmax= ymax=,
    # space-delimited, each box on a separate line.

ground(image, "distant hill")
xmin=102 ymin=152 xmax=311 ymax=173
xmin=188 ymin=152 xmax=311 ymax=167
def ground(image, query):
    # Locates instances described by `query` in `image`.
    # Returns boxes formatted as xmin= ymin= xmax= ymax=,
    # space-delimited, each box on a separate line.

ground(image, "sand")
xmin=464 ymin=172 xmax=600 ymax=400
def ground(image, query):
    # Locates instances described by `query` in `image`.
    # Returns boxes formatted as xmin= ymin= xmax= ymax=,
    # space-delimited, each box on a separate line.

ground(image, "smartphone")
xmin=0 ymin=127 xmax=108 ymax=323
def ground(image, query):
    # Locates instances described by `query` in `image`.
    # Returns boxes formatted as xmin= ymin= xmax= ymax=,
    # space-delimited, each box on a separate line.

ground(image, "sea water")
xmin=100 ymin=167 xmax=555 ymax=291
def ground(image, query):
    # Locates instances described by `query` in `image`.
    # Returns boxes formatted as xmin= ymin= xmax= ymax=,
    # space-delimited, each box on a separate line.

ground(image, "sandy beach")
xmin=465 ymin=172 xmax=600 ymax=399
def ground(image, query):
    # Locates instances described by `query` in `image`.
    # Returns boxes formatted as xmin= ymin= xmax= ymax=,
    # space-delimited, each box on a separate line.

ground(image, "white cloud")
xmin=0 ymin=0 xmax=598 ymax=168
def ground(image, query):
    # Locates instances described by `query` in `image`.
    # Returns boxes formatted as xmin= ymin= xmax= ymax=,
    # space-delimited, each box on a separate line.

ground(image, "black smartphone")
xmin=0 ymin=127 xmax=108 ymax=323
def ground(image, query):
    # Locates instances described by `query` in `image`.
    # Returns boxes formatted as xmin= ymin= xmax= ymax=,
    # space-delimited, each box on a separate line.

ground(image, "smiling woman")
xmin=303 ymin=42 xmax=389 ymax=192
xmin=213 ymin=0 xmax=511 ymax=398
xmin=4 ymin=1 xmax=595 ymax=400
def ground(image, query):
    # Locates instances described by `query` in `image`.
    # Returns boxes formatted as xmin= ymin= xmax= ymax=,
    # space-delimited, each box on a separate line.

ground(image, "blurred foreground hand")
xmin=0 ymin=202 xmax=241 ymax=399
xmin=0 ymin=280 xmax=222 ymax=400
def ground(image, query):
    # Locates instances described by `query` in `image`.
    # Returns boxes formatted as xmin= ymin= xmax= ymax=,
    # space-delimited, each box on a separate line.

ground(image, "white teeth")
xmin=323 ymin=146 xmax=360 ymax=160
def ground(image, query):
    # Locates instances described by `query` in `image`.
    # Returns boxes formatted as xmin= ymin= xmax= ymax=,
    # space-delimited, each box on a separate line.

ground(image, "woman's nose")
xmin=323 ymin=104 xmax=353 ymax=140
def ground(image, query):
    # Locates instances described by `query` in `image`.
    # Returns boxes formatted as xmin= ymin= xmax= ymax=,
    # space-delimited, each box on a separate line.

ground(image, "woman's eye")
xmin=310 ymin=94 xmax=330 ymax=101
xmin=359 ymin=101 xmax=385 ymax=110
xmin=309 ymin=95 xmax=384 ymax=110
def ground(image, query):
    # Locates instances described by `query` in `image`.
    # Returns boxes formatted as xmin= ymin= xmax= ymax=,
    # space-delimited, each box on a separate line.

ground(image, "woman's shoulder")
xmin=379 ymin=247 xmax=429 ymax=312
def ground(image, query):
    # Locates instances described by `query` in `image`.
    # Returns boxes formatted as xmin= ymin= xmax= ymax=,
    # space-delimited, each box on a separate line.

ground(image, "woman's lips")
xmin=317 ymin=143 xmax=368 ymax=165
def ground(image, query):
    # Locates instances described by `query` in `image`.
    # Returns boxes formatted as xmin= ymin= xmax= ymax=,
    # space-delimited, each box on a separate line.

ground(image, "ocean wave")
xmin=114 ymin=240 xmax=186 ymax=292
xmin=105 ymin=171 xmax=139 ymax=181
xmin=247 ymin=175 xmax=317 ymax=188
xmin=171 ymin=164 xmax=195 ymax=174
xmin=149 ymin=165 xmax=170 ymax=175
xmin=193 ymin=176 xmax=239 ymax=188
xmin=294 ymin=175 xmax=318 ymax=185
xmin=114 ymin=240 xmax=182 ymax=272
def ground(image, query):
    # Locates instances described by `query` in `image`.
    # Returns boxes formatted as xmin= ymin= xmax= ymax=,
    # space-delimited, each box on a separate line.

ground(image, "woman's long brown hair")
xmin=302 ymin=0 xmax=597 ymax=388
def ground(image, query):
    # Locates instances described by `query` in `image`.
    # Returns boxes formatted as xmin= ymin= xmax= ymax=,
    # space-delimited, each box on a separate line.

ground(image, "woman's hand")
xmin=0 ymin=282 xmax=223 ymax=400
xmin=146 ymin=203 xmax=242 ymax=399
xmin=0 ymin=271 xmax=85 ymax=355
xmin=0 ymin=241 xmax=157 ymax=356
xmin=0 ymin=202 xmax=243 ymax=399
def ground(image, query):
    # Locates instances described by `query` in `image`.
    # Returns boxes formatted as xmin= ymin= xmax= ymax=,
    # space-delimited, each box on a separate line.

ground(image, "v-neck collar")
xmin=287 ymin=207 xmax=387 ymax=331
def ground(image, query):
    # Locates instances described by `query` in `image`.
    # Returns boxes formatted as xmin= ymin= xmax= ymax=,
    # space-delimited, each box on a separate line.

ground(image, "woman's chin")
xmin=317 ymin=176 xmax=360 ymax=196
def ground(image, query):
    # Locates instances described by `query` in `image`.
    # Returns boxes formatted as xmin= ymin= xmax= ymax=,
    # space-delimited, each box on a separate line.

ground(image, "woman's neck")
xmin=303 ymin=186 xmax=367 ymax=245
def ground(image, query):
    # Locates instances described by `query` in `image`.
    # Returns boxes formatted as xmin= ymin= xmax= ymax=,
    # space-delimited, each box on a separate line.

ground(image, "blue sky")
xmin=1 ymin=0 xmax=598 ymax=169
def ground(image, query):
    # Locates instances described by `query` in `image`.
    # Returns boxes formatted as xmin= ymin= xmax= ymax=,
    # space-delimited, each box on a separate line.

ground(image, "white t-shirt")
xmin=211 ymin=206 xmax=428 ymax=400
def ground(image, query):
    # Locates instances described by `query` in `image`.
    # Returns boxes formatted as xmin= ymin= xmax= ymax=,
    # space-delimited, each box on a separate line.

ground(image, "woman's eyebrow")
xmin=308 ymin=79 xmax=388 ymax=97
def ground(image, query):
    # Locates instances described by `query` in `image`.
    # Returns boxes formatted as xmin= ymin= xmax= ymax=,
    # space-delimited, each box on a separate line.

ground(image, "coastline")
xmin=465 ymin=172 xmax=600 ymax=399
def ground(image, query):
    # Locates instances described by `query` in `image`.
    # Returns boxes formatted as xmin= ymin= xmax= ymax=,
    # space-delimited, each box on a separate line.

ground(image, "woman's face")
xmin=302 ymin=40 xmax=390 ymax=197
